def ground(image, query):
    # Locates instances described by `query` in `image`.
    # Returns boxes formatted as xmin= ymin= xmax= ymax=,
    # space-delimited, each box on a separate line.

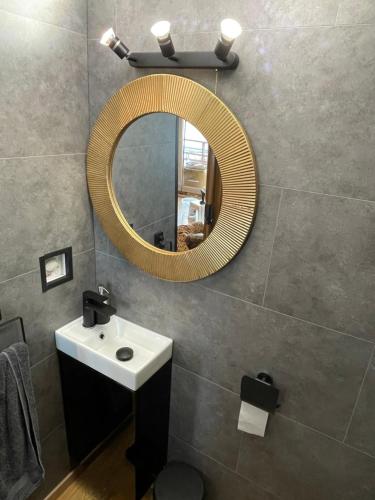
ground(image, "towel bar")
xmin=0 ymin=316 xmax=26 ymax=351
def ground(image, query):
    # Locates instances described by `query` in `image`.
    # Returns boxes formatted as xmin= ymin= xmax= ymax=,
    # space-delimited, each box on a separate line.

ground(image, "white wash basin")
xmin=55 ymin=316 xmax=173 ymax=391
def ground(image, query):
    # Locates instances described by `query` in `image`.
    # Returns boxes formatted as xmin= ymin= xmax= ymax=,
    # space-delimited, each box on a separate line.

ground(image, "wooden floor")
xmin=55 ymin=425 xmax=153 ymax=500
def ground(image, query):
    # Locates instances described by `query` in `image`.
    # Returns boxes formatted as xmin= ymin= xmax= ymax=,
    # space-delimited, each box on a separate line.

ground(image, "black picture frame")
xmin=39 ymin=247 xmax=73 ymax=293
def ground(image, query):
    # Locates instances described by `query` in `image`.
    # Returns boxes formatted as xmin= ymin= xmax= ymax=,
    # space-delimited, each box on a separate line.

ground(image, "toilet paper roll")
xmin=237 ymin=401 xmax=269 ymax=437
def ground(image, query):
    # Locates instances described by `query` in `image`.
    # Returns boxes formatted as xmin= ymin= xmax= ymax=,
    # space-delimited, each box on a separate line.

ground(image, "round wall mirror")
xmin=112 ymin=113 xmax=222 ymax=252
xmin=87 ymin=74 xmax=257 ymax=282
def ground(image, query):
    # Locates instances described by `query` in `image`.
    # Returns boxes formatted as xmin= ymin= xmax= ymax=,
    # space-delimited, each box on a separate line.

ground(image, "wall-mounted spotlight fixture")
xmin=215 ymin=18 xmax=242 ymax=61
xmin=100 ymin=19 xmax=242 ymax=70
xmin=100 ymin=27 xmax=130 ymax=60
xmin=150 ymin=21 xmax=175 ymax=58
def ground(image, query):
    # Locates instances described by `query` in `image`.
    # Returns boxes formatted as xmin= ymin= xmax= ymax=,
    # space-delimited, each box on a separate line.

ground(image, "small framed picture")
xmin=39 ymin=247 xmax=73 ymax=292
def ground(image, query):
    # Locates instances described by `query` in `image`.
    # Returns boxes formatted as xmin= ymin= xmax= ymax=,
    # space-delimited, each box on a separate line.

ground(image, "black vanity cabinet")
xmin=58 ymin=351 xmax=172 ymax=500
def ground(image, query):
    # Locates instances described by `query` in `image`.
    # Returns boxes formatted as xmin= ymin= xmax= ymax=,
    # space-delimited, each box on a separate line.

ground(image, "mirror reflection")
xmin=112 ymin=113 xmax=222 ymax=252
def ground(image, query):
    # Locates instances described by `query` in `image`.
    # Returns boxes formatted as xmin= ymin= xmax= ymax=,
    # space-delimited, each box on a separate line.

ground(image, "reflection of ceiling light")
xmin=215 ymin=19 xmax=242 ymax=61
xmin=99 ymin=27 xmax=130 ymax=59
xmin=150 ymin=20 xmax=175 ymax=58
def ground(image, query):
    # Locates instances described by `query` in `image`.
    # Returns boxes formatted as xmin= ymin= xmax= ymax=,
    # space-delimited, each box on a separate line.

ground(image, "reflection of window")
xmin=183 ymin=122 xmax=209 ymax=170
xmin=179 ymin=119 xmax=209 ymax=195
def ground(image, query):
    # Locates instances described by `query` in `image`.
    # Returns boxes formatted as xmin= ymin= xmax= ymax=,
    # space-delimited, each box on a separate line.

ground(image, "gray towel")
xmin=0 ymin=342 xmax=44 ymax=500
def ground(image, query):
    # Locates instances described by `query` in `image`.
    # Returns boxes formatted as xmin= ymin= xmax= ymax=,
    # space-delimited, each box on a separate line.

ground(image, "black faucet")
xmin=82 ymin=290 xmax=116 ymax=328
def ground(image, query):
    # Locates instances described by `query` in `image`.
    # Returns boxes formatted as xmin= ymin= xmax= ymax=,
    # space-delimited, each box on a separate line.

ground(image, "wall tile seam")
xmin=259 ymin=184 xmax=375 ymax=206
xmin=87 ymin=22 xmax=375 ymax=43
xmin=74 ymin=247 xmax=95 ymax=257
xmin=343 ymin=345 xmax=375 ymax=443
xmin=137 ymin=213 xmax=176 ymax=231
xmin=278 ymin=412 xmax=375 ymax=461
xmin=0 ymin=247 xmax=95 ymax=286
xmin=168 ymin=432 xmax=281 ymax=499
xmin=94 ymin=229 xmax=109 ymax=255
xmin=114 ymin=0 xmax=118 ymax=35
xmin=95 ymin=250 xmax=118 ymax=260
xmin=0 ymin=153 xmax=87 ymax=161
xmin=173 ymin=361 xmax=240 ymax=397
xmin=234 ymin=432 xmax=243 ymax=473
xmin=0 ymin=8 xmax=87 ymax=37
xmin=172 ymin=361 xmax=375 ymax=460
xmin=30 ymin=350 xmax=57 ymax=370
xmin=261 ymin=188 xmax=283 ymax=306
xmin=40 ymin=422 xmax=65 ymax=446
xmin=334 ymin=3 xmax=341 ymax=26
xmin=197 ymin=283 xmax=375 ymax=346
xmin=93 ymin=243 xmax=98 ymax=284
xmin=336 ymin=22 xmax=375 ymax=27
xmin=41 ymin=416 xmax=66 ymax=444
xmin=0 ymin=268 xmax=36 ymax=286
xmin=88 ymin=0 xmax=117 ymax=42
xmin=93 ymin=250 xmax=375 ymax=347
xmin=96 ymin=214 xmax=176 ymax=236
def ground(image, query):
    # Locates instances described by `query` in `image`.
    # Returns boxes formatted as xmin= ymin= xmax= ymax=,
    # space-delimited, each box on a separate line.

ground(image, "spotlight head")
xmin=151 ymin=20 xmax=171 ymax=41
xmin=220 ymin=18 xmax=242 ymax=42
xmin=100 ymin=27 xmax=116 ymax=47
xmin=215 ymin=19 xmax=242 ymax=62
xmin=100 ymin=27 xmax=130 ymax=59
xmin=151 ymin=20 xmax=175 ymax=58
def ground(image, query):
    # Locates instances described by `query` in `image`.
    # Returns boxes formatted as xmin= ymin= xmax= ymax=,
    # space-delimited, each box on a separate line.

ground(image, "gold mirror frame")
xmin=87 ymin=74 xmax=257 ymax=282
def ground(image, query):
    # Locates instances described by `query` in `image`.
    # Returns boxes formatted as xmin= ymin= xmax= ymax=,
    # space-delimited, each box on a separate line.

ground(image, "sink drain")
xmin=116 ymin=347 xmax=134 ymax=361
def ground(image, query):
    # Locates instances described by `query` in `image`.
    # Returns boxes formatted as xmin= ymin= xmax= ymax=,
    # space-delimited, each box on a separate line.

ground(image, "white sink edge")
xmin=55 ymin=316 xmax=173 ymax=391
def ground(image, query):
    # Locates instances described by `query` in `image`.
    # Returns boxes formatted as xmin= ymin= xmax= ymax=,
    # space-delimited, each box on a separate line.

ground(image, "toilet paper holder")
xmin=241 ymin=373 xmax=280 ymax=413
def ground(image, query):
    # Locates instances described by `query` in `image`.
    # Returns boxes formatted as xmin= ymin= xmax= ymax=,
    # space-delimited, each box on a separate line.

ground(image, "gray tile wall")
xmin=89 ymin=1 xmax=375 ymax=499
xmin=112 ymin=113 xmax=177 ymax=248
xmin=0 ymin=2 xmax=95 ymax=497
